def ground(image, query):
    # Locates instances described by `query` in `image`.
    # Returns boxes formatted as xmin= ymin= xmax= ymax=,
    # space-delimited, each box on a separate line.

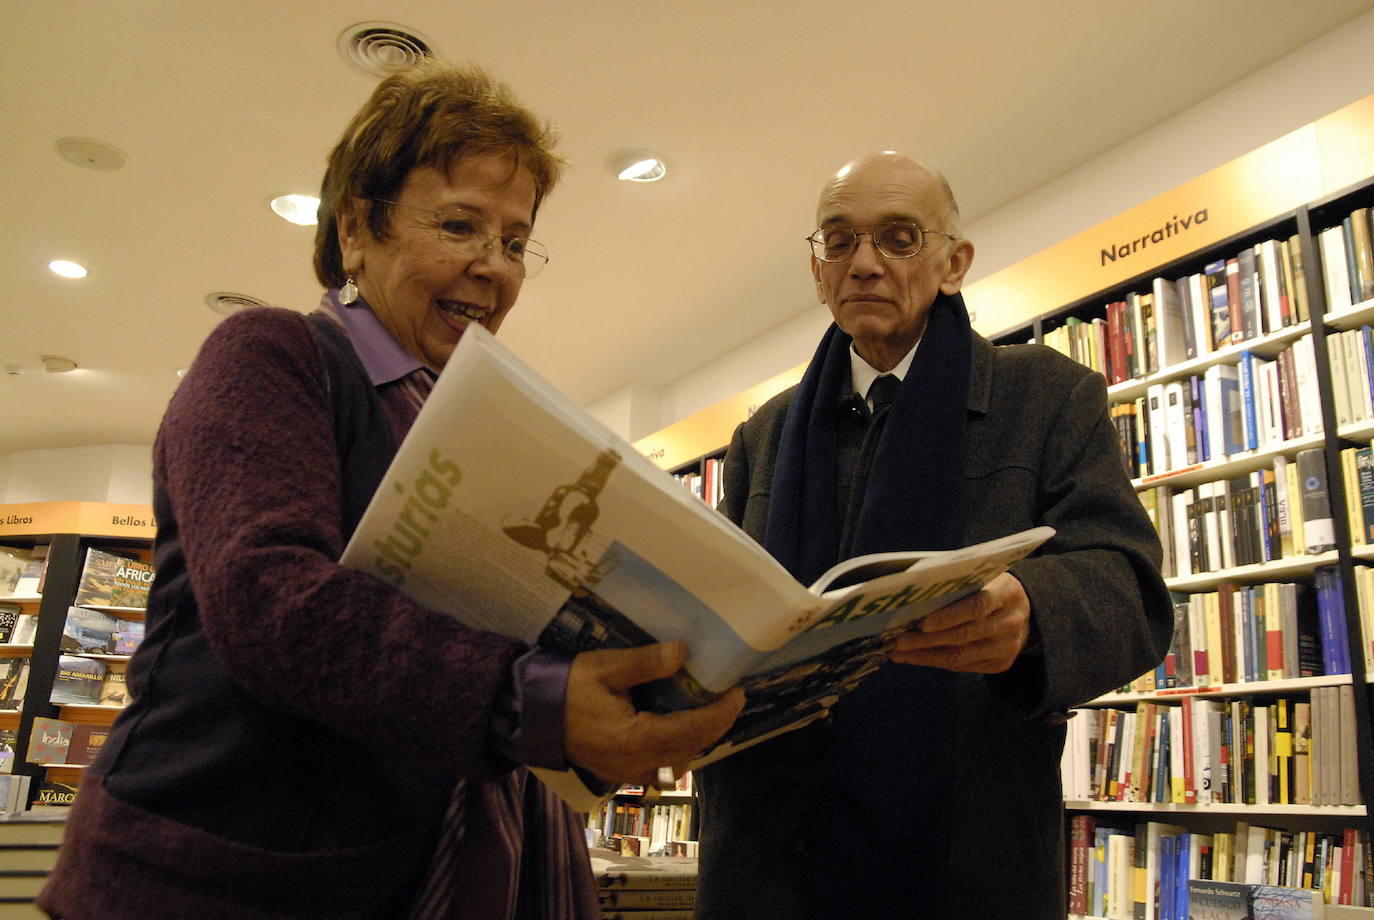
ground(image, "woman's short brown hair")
xmin=313 ymin=61 xmax=565 ymax=288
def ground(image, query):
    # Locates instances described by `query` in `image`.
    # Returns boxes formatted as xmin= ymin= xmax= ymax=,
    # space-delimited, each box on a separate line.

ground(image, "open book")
xmin=341 ymin=325 xmax=1053 ymax=810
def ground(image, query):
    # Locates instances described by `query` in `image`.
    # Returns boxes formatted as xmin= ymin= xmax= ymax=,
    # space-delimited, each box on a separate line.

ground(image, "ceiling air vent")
xmin=338 ymin=22 xmax=436 ymax=77
xmin=204 ymin=292 xmax=269 ymax=316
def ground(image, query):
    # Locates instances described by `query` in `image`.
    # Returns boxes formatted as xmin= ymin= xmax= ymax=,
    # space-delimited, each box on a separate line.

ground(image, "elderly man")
xmin=694 ymin=153 xmax=1173 ymax=919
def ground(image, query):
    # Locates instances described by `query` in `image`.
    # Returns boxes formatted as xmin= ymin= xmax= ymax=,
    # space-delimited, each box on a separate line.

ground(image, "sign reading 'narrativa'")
xmin=1100 ymin=209 xmax=1209 ymax=267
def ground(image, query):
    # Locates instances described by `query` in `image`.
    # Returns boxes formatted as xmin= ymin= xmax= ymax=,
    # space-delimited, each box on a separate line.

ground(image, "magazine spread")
xmin=341 ymin=325 xmax=1054 ymax=809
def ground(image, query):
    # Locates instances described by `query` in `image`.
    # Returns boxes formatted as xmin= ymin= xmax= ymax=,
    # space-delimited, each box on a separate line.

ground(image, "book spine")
xmin=1070 ymin=814 xmax=1092 ymax=915
xmin=1218 ymin=583 xmax=1239 ymax=685
xmin=1321 ymin=225 xmax=1353 ymax=313
xmin=1351 ymin=207 xmax=1374 ymax=302
xmin=1238 ymin=246 xmax=1261 ymax=341
xmin=1237 ymin=352 xmax=1260 ymax=452
xmin=1181 ymin=697 xmax=1197 ymax=805
xmin=1226 ymin=258 xmax=1244 ymax=345
xmin=1296 ymin=447 xmax=1336 ymax=554
xmin=1205 ymin=260 xmax=1230 ymax=352
xmin=1178 ymin=277 xmax=1197 ymax=361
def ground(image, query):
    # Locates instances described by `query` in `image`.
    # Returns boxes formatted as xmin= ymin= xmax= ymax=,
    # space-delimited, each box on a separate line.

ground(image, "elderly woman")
xmin=39 ymin=63 xmax=742 ymax=920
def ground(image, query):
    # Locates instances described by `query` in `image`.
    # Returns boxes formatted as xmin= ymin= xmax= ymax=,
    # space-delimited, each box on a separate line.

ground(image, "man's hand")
xmin=889 ymin=572 xmax=1031 ymax=673
xmin=564 ymin=641 xmax=746 ymax=787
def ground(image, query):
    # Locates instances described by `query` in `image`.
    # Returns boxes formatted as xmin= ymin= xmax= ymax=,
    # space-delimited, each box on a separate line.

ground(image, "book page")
xmin=342 ymin=326 xmax=814 ymax=688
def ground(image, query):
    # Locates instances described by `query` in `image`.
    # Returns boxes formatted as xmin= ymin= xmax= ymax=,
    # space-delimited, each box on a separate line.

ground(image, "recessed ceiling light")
xmin=40 ymin=355 xmax=78 ymax=374
xmin=270 ymin=194 xmax=320 ymax=226
xmin=608 ymin=148 xmax=669 ymax=183
xmin=176 ymin=367 xmax=189 ymax=378
xmin=55 ymin=137 xmax=127 ymax=172
xmin=619 ymin=159 xmax=667 ymax=182
xmin=48 ymin=259 xmax=88 ymax=279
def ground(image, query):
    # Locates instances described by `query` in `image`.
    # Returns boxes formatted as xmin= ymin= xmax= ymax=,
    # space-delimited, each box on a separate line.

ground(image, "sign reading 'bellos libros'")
xmin=0 ymin=502 xmax=157 ymax=538
xmin=1100 ymin=209 xmax=1209 ymax=267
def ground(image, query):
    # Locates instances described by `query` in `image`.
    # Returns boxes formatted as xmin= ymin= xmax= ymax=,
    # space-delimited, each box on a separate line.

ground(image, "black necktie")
xmin=867 ymin=374 xmax=900 ymax=416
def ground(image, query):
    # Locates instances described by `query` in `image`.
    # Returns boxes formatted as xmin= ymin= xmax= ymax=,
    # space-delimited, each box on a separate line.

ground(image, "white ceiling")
xmin=6 ymin=0 xmax=1374 ymax=457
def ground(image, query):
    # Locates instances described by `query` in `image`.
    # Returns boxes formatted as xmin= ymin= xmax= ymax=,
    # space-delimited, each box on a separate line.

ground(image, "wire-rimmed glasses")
xmin=806 ymin=222 xmax=957 ymax=262
xmin=371 ymin=199 xmax=549 ymax=278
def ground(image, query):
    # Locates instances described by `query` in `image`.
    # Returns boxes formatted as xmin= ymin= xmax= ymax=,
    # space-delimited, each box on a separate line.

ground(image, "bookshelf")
xmin=1049 ymin=178 xmax=1374 ymax=914
xmin=0 ymin=502 xmax=154 ymax=816
xmin=586 ymin=778 xmax=702 ymax=858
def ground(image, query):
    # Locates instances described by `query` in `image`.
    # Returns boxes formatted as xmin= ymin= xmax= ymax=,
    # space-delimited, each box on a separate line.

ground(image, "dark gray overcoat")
xmin=696 ymin=334 xmax=1174 ymax=920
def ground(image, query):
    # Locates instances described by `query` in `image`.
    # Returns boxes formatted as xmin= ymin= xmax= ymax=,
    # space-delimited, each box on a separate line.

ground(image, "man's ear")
xmin=940 ymin=238 xmax=975 ymax=295
xmin=336 ymin=197 xmax=369 ymax=276
xmin=810 ymin=255 xmax=827 ymax=305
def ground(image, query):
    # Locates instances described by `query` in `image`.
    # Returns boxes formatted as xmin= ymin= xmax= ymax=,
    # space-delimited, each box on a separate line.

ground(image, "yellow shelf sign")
xmin=0 ymin=502 xmax=157 ymax=539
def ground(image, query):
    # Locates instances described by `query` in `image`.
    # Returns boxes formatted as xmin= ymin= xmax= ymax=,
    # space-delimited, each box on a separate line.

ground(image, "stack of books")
xmin=589 ymin=847 xmax=698 ymax=919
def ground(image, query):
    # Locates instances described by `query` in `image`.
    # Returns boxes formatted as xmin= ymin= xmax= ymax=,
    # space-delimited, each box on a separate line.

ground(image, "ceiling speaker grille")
xmin=204 ymin=292 xmax=269 ymax=316
xmin=338 ymin=22 xmax=435 ymax=77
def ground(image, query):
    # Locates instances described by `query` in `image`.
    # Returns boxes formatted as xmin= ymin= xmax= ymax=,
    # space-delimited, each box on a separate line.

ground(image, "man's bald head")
xmin=817 ymin=152 xmax=961 ymax=236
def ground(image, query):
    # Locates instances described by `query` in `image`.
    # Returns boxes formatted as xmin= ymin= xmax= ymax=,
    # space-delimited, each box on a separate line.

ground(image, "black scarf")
xmin=761 ymin=292 xmax=978 ymax=911
xmin=763 ymin=290 xmax=974 ymax=582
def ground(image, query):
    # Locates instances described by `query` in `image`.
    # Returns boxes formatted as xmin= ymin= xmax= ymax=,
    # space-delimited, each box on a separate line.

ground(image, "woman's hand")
xmin=564 ymin=641 xmax=746 ymax=787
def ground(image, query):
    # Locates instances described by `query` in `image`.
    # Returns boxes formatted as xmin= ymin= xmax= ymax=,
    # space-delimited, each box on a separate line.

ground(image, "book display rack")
xmin=1055 ymin=176 xmax=1374 ymax=919
xmin=1000 ymin=107 xmax=1374 ymax=917
xmin=0 ymin=503 xmax=154 ymax=818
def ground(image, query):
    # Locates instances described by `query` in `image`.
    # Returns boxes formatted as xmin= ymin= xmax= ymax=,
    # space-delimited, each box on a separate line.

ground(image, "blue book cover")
xmin=1253 ymin=470 xmax=1274 ymax=563
xmin=1216 ymin=366 xmax=1245 ymax=457
xmin=1092 ymin=825 xmax=1113 ymax=917
xmin=1173 ymin=834 xmax=1193 ymax=920
xmin=1314 ymin=565 xmax=1333 ymax=671
xmin=1314 ymin=565 xmax=1351 ymax=675
xmin=1237 ymin=351 xmax=1261 ymax=451
xmin=1136 ymin=397 xmax=1150 ymax=471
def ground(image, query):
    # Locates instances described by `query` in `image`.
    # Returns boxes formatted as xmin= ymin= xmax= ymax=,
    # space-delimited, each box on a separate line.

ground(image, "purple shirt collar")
xmin=321 ymin=288 xmax=427 ymax=386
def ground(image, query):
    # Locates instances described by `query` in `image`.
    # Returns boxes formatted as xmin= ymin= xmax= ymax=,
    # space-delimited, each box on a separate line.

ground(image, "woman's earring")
xmin=340 ymin=276 xmax=359 ymax=305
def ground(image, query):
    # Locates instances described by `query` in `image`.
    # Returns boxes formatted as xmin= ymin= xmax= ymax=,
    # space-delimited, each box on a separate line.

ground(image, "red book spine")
xmin=1340 ymin=827 xmax=1357 ymax=905
xmin=1181 ymin=696 xmax=1198 ymax=805
xmin=1107 ymin=301 xmax=1127 ymax=384
xmin=1069 ymin=814 xmax=1092 ymax=914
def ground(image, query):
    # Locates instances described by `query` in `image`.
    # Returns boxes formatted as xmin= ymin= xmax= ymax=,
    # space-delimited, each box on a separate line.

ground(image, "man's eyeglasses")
xmin=370 ymin=199 xmax=549 ymax=278
xmin=806 ymin=222 xmax=957 ymax=262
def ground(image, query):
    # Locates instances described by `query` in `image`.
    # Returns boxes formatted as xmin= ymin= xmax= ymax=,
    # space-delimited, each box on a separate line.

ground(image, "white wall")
xmin=0 ymin=445 xmax=152 ymax=505
xmin=599 ymin=9 xmax=1374 ymax=442
xmin=585 ymin=382 xmax=663 ymax=443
